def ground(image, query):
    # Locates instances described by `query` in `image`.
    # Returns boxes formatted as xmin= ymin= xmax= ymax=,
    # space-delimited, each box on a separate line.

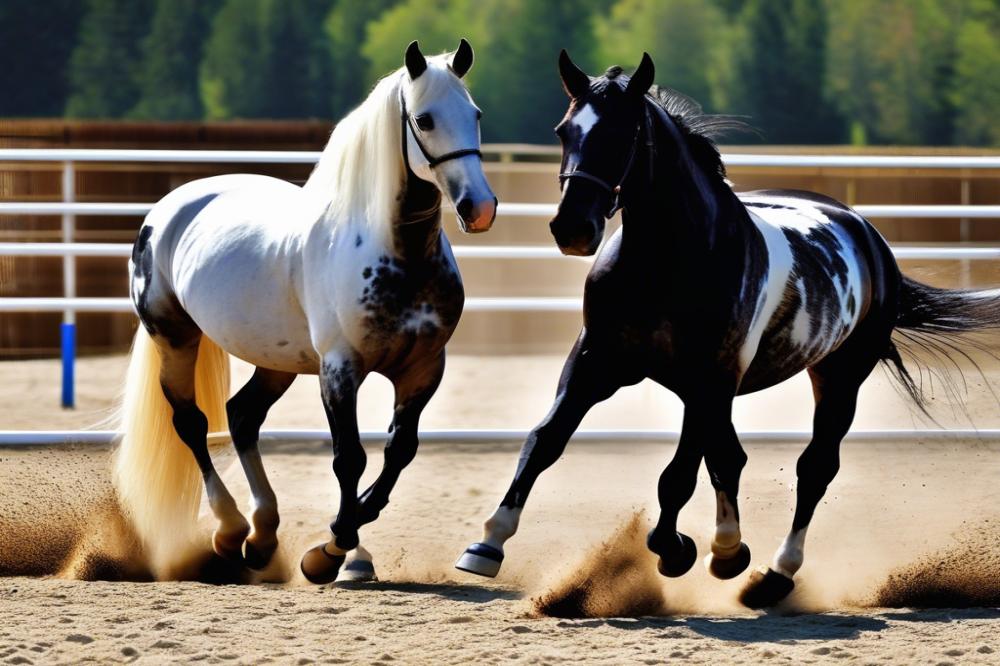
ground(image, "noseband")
xmin=558 ymin=104 xmax=655 ymax=218
xmin=400 ymin=88 xmax=482 ymax=169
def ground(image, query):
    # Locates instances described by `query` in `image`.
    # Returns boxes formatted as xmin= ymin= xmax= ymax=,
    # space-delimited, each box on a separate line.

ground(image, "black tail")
xmin=884 ymin=276 xmax=1000 ymax=414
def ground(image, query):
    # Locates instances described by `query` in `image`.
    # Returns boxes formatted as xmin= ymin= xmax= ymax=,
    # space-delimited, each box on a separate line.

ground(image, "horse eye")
xmin=415 ymin=114 xmax=434 ymax=131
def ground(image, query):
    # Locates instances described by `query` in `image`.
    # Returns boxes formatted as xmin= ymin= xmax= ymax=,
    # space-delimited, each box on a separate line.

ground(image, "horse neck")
xmin=621 ymin=106 xmax=747 ymax=254
xmin=391 ymin=167 xmax=444 ymax=260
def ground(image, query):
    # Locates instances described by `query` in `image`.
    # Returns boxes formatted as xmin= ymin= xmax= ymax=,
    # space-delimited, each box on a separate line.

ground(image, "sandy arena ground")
xmin=1 ymin=353 xmax=1000 ymax=664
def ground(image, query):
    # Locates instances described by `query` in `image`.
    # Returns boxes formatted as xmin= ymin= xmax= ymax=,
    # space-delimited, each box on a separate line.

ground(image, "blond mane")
xmin=303 ymin=57 xmax=466 ymax=245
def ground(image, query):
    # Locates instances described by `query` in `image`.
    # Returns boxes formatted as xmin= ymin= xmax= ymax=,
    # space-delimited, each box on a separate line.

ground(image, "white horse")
xmin=113 ymin=40 xmax=496 ymax=583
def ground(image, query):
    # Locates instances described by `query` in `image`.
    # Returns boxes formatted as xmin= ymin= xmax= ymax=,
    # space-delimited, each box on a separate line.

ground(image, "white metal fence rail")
xmin=1 ymin=147 xmax=998 ymax=431
xmin=3 ymin=428 xmax=1000 ymax=447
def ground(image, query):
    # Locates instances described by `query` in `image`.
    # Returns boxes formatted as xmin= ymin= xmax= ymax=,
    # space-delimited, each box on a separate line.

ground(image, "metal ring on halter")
xmin=400 ymin=87 xmax=483 ymax=169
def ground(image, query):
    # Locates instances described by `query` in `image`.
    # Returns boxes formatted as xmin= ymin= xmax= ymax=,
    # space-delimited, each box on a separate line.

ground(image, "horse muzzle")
xmin=457 ymin=196 xmax=497 ymax=234
xmin=549 ymin=216 xmax=602 ymax=256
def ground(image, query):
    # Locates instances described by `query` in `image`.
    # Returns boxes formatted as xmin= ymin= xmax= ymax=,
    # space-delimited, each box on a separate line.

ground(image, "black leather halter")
xmin=400 ymin=88 xmax=482 ymax=168
xmin=558 ymin=104 xmax=655 ymax=218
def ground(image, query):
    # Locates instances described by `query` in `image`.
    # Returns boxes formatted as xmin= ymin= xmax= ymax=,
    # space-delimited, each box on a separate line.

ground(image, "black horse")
xmin=456 ymin=51 xmax=1000 ymax=607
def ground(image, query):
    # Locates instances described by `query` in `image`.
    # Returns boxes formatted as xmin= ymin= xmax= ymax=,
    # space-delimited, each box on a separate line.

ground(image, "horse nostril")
xmin=456 ymin=199 xmax=473 ymax=221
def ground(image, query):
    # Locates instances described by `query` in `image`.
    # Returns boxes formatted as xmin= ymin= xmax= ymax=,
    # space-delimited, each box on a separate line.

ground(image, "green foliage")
xmin=362 ymin=0 xmax=487 ymax=85
xmin=949 ymin=13 xmax=1000 ymax=146
xmin=325 ymin=0 xmax=399 ymax=117
xmin=2 ymin=0 xmax=998 ymax=145
xmin=0 ymin=0 xmax=84 ymax=117
xmin=65 ymin=0 xmax=155 ymax=118
xmin=732 ymin=0 xmax=843 ymax=143
xmin=131 ymin=0 xmax=221 ymax=120
xmin=827 ymin=0 xmax=955 ymax=145
xmin=474 ymin=0 xmax=599 ymax=143
xmin=201 ymin=0 xmax=335 ymax=120
xmin=595 ymin=0 xmax=730 ymax=111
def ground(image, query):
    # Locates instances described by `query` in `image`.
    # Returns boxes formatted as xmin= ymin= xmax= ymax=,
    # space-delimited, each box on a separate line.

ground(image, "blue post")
xmin=61 ymin=322 xmax=75 ymax=408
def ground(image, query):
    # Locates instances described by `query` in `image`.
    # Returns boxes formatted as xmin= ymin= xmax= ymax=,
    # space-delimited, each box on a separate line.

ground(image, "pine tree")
xmin=130 ymin=0 xmax=221 ymax=120
xmin=201 ymin=0 xmax=336 ymax=120
xmin=827 ymin=0 xmax=956 ymax=145
xmin=596 ymin=0 xmax=729 ymax=111
xmin=326 ymin=0 xmax=399 ymax=118
xmin=0 ymin=0 xmax=84 ymax=117
xmin=65 ymin=0 xmax=155 ymax=118
xmin=474 ymin=0 xmax=600 ymax=143
xmin=732 ymin=0 xmax=843 ymax=143
xmin=950 ymin=13 xmax=1000 ymax=146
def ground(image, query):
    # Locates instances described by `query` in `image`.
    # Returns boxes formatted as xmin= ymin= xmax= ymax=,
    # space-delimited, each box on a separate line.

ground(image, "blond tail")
xmin=112 ymin=326 xmax=230 ymax=578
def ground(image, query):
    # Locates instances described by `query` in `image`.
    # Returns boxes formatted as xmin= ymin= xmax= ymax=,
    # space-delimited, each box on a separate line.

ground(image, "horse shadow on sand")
xmin=552 ymin=613 xmax=890 ymax=643
xmin=335 ymin=579 xmax=521 ymax=604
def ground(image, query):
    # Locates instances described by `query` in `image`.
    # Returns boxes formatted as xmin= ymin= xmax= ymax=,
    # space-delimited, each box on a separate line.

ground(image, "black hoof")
xmin=243 ymin=538 xmax=277 ymax=571
xmin=706 ymin=542 xmax=751 ymax=580
xmin=653 ymin=532 xmax=697 ymax=578
xmin=739 ymin=567 xmax=795 ymax=608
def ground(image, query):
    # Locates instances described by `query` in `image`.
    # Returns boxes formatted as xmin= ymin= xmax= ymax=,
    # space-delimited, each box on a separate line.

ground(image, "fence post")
xmin=960 ymin=173 xmax=971 ymax=289
xmin=61 ymin=161 xmax=75 ymax=408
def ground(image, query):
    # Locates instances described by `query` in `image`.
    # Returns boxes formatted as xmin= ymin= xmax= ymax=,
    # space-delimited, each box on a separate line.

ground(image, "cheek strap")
xmin=400 ymin=87 xmax=483 ymax=169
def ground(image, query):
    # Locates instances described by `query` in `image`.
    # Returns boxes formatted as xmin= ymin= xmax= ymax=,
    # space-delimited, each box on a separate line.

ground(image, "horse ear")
xmin=450 ymin=38 xmax=474 ymax=78
xmin=625 ymin=52 xmax=655 ymax=97
xmin=558 ymin=49 xmax=590 ymax=99
xmin=405 ymin=40 xmax=427 ymax=80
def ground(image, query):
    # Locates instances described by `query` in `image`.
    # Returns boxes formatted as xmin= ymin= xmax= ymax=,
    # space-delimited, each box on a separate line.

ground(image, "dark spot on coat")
xmin=276 ymin=340 xmax=289 ymax=347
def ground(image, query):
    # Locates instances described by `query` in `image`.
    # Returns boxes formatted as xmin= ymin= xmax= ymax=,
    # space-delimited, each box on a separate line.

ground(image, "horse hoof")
xmin=705 ymin=542 xmax=752 ymax=580
xmin=213 ymin=527 xmax=249 ymax=563
xmin=300 ymin=545 xmax=346 ymax=585
xmin=654 ymin=533 xmax=698 ymax=578
xmin=655 ymin=532 xmax=697 ymax=578
xmin=739 ymin=566 xmax=795 ymax=608
xmin=243 ymin=536 xmax=277 ymax=571
xmin=455 ymin=542 xmax=504 ymax=578
xmin=337 ymin=555 xmax=377 ymax=582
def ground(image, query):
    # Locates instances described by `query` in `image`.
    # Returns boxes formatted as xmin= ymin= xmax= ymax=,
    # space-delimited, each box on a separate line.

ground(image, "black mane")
xmin=646 ymin=85 xmax=755 ymax=182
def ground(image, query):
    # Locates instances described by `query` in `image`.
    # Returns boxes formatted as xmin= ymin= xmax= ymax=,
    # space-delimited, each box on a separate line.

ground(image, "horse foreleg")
xmin=301 ymin=352 xmax=366 ymax=585
xmin=646 ymin=405 xmax=707 ymax=578
xmin=456 ymin=333 xmax=622 ymax=578
xmin=741 ymin=355 xmax=874 ymax=608
xmin=336 ymin=353 xmax=445 ymax=582
xmin=702 ymin=413 xmax=751 ymax=580
xmin=358 ymin=352 xmax=445 ymax=525
xmin=226 ymin=367 xmax=296 ymax=570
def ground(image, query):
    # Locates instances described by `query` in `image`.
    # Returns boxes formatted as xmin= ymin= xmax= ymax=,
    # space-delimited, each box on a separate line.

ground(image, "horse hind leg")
xmin=226 ymin=367 xmax=296 ymax=570
xmin=157 ymin=333 xmax=250 ymax=562
xmin=649 ymin=396 xmax=744 ymax=579
xmin=740 ymin=345 xmax=881 ymax=608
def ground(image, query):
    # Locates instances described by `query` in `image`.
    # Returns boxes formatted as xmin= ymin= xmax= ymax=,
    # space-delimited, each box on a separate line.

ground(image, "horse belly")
xmin=739 ymin=207 xmax=867 ymax=393
xmin=183 ymin=263 xmax=318 ymax=373
xmin=170 ymin=218 xmax=319 ymax=373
